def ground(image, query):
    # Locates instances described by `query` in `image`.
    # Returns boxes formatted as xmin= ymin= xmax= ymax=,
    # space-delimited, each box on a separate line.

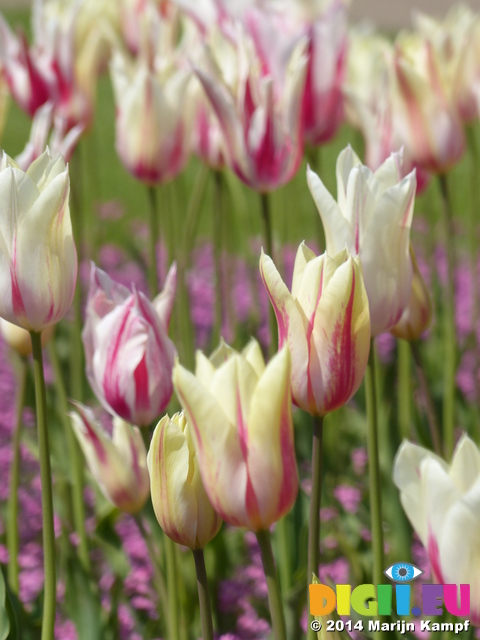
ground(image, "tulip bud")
xmin=173 ymin=341 xmax=298 ymax=531
xmin=0 ymin=318 xmax=54 ymax=357
xmin=195 ymin=25 xmax=308 ymax=193
xmin=110 ymin=50 xmax=191 ymax=185
xmin=307 ymin=147 xmax=416 ymax=336
xmin=70 ymin=403 xmax=150 ymax=514
xmin=390 ymin=247 xmax=432 ymax=341
xmin=82 ymin=263 xmax=177 ymax=427
xmin=147 ymin=412 xmax=222 ymax=549
xmin=393 ymin=434 xmax=480 ymax=624
xmin=392 ymin=32 xmax=465 ymax=174
xmin=0 ymin=149 xmax=77 ymax=332
xmin=260 ymin=245 xmax=370 ymax=416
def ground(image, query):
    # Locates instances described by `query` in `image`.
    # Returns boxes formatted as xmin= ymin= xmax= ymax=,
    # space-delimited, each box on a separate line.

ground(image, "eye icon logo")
xmin=384 ymin=562 xmax=424 ymax=583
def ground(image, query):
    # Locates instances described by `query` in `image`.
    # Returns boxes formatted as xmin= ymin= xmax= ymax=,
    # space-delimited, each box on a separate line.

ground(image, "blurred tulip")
xmin=173 ymin=340 xmax=298 ymax=531
xmin=307 ymin=146 xmax=416 ymax=336
xmin=110 ymin=50 xmax=191 ymax=184
xmin=0 ymin=149 xmax=77 ymax=332
xmin=391 ymin=246 xmax=432 ymax=341
xmin=0 ymin=13 xmax=52 ymax=117
xmin=70 ymin=402 xmax=150 ymax=514
xmin=344 ymin=26 xmax=396 ymax=170
xmin=260 ymin=245 xmax=370 ymax=416
xmin=0 ymin=318 xmax=54 ymax=357
xmin=301 ymin=0 xmax=347 ymax=145
xmin=195 ymin=25 xmax=307 ymax=192
xmin=15 ymin=102 xmax=84 ymax=171
xmin=82 ymin=263 xmax=177 ymax=427
xmin=147 ymin=411 xmax=222 ymax=549
xmin=414 ymin=5 xmax=480 ymax=124
xmin=391 ymin=31 xmax=465 ymax=174
xmin=394 ymin=435 xmax=480 ymax=623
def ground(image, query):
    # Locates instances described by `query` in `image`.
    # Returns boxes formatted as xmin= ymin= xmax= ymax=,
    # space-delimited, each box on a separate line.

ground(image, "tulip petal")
xmin=291 ymin=241 xmax=316 ymax=299
xmin=306 ymin=167 xmax=349 ymax=255
xmin=173 ymin=362 xmax=250 ymax=527
xmin=449 ymin=434 xmax=480 ymax=493
xmin=152 ymin=261 xmax=177 ymax=329
xmin=310 ymin=255 xmax=370 ymax=414
xmin=248 ymin=347 xmax=297 ymax=529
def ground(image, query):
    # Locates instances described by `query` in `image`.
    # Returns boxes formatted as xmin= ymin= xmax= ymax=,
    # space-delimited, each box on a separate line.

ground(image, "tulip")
xmin=110 ymin=49 xmax=191 ymax=185
xmin=0 ymin=13 xmax=52 ymax=117
xmin=15 ymin=102 xmax=84 ymax=171
xmin=390 ymin=246 xmax=432 ymax=341
xmin=70 ymin=402 xmax=150 ymax=514
xmin=344 ymin=26 xmax=396 ymax=170
xmin=147 ymin=411 xmax=222 ymax=549
xmin=391 ymin=31 xmax=465 ymax=174
xmin=173 ymin=340 xmax=298 ymax=531
xmin=260 ymin=245 xmax=370 ymax=416
xmin=393 ymin=435 xmax=480 ymax=624
xmin=0 ymin=149 xmax=77 ymax=332
xmin=301 ymin=0 xmax=347 ymax=145
xmin=414 ymin=6 xmax=480 ymax=124
xmin=195 ymin=25 xmax=307 ymax=192
xmin=0 ymin=318 xmax=54 ymax=357
xmin=307 ymin=146 xmax=416 ymax=336
xmin=82 ymin=262 xmax=176 ymax=427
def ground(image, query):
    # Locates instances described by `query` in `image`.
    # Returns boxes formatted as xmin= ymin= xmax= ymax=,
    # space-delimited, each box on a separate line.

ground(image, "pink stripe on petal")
xmin=427 ymin=531 xmax=445 ymax=584
xmin=324 ymin=266 xmax=356 ymax=411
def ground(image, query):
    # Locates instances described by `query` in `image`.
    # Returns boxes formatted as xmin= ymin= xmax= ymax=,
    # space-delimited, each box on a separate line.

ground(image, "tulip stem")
xmin=260 ymin=192 xmax=278 ymax=355
xmin=365 ymin=339 xmax=384 ymax=592
xmin=48 ymin=343 xmax=90 ymax=572
xmin=135 ymin=517 xmax=169 ymax=635
xmin=307 ymin=414 xmax=323 ymax=640
xmin=212 ymin=170 xmax=224 ymax=348
xmin=7 ymin=357 xmax=28 ymax=595
xmin=438 ymin=174 xmax=456 ymax=459
xmin=30 ymin=331 xmax=56 ymax=640
xmin=165 ymin=537 xmax=180 ymax=640
xmin=410 ymin=341 xmax=442 ymax=455
xmin=147 ymin=185 xmax=160 ymax=298
xmin=256 ymin=528 xmax=287 ymax=640
xmin=192 ymin=549 xmax=214 ymax=640
xmin=466 ymin=126 xmax=480 ymax=405
xmin=397 ymin=339 xmax=411 ymax=441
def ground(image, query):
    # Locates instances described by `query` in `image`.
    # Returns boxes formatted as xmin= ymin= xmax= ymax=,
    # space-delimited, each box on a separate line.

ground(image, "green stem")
xmin=467 ymin=126 xmax=480 ymax=407
xmin=260 ymin=192 xmax=278 ymax=356
xmin=147 ymin=186 xmax=160 ymax=298
xmin=7 ymin=357 xmax=28 ymax=595
xmin=212 ymin=170 xmax=224 ymax=348
xmin=307 ymin=415 xmax=323 ymax=640
xmin=255 ymin=529 xmax=287 ymax=640
xmin=165 ymin=537 xmax=180 ymax=640
xmin=365 ymin=339 xmax=384 ymax=591
xmin=135 ymin=517 xmax=169 ymax=635
xmin=48 ymin=343 xmax=90 ymax=572
xmin=182 ymin=164 xmax=210 ymax=261
xmin=410 ymin=341 xmax=442 ymax=455
xmin=397 ymin=339 xmax=411 ymax=441
xmin=192 ymin=549 xmax=214 ymax=640
xmin=69 ymin=148 xmax=85 ymax=403
xmin=30 ymin=332 xmax=56 ymax=640
xmin=438 ymin=174 xmax=456 ymax=459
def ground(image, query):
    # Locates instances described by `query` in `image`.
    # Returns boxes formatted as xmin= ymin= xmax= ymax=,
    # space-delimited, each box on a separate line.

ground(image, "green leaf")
xmin=65 ymin=559 xmax=104 ymax=640
xmin=0 ymin=570 xmax=10 ymax=640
